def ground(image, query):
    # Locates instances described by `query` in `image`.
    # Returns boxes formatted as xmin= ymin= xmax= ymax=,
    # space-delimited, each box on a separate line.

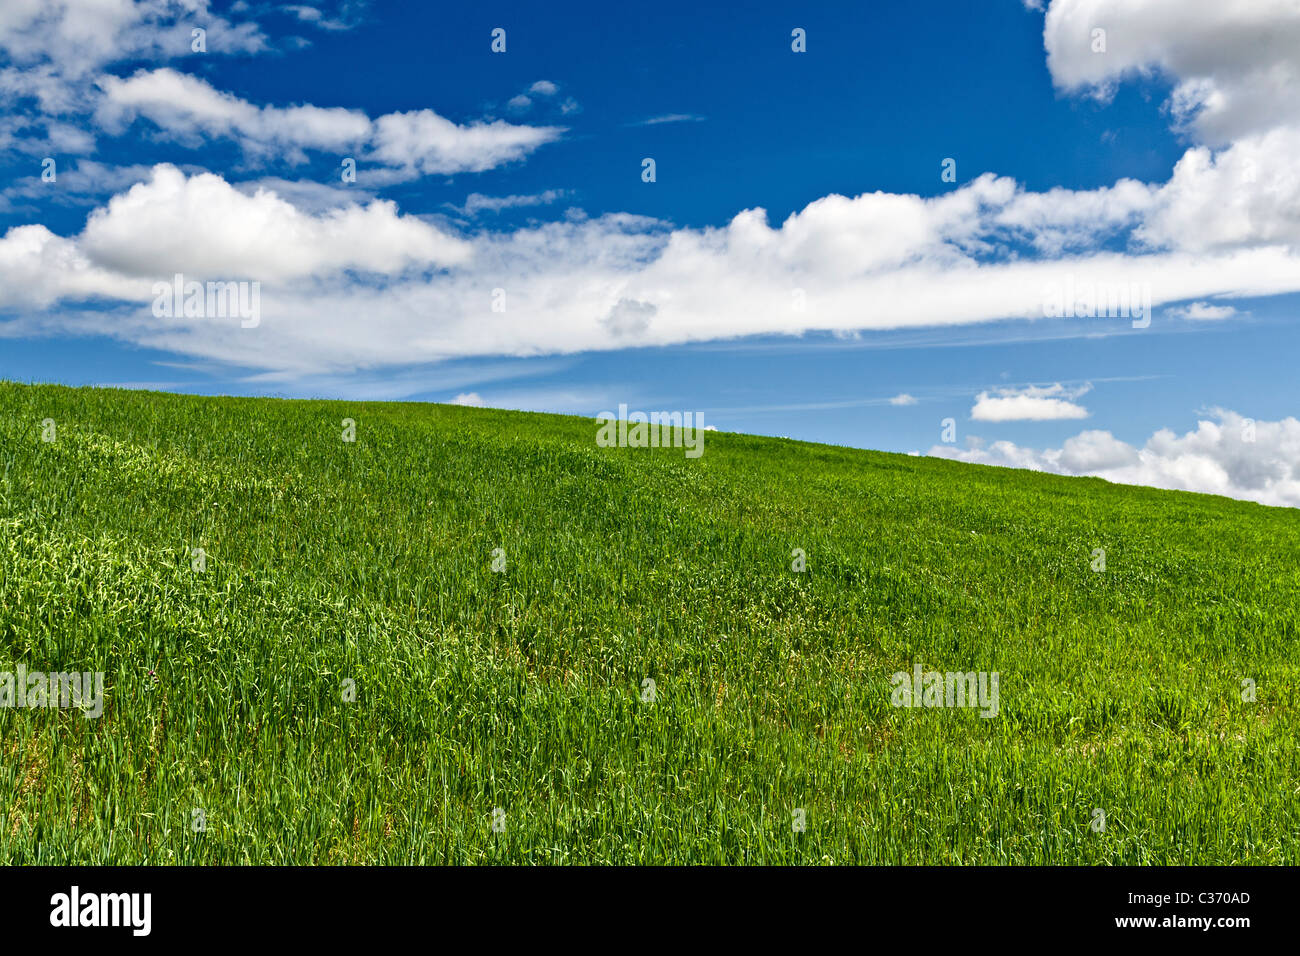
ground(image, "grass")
xmin=0 ymin=379 xmax=1297 ymax=864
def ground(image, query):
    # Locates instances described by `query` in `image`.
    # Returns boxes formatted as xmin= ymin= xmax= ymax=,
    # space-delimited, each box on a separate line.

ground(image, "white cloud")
xmin=994 ymin=178 xmax=1155 ymax=254
xmin=889 ymin=393 xmax=918 ymax=406
xmin=502 ymin=80 xmax=574 ymax=117
xmin=0 ymin=223 xmax=142 ymax=309
xmin=0 ymin=165 xmax=470 ymax=299
xmin=1041 ymin=0 xmax=1300 ymax=143
xmin=0 ymin=0 xmax=266 ymax=77
xmin=929 ymin=410 xmax=1300 ymax=508
xmin=0 ymin=112 xmax=95 ymax=155
xmin=97 ymin=68 xmax=370 ymax=158
xmin=0 ymin=63 xmax=90 ymax=114
xmin=632 ymin=113 xmax=706 ymax=126
xmin=1167 ymin=301 xmax=1239 ymax=321
xmin=447 ymin=190 xmax=567 ymax=217
xmin=971 ymin=383 xmax=1091 ymax=422
xmin=1135 ymin=128 xmax=1300 ymax=252
xmin=282 ymin=4 xmax=361 ymax=32
xmin=990 ymin=126 xmax=1300 ymax=260
xmin=449 ymin=392 xmax=484 ymax=406
xmin=97 ymin=69 xmax=563 ymax=173
xmin=369 ymin=108 xmax=563 ymax=176
xmin=96 ymin=67 xmax=366 ymax=151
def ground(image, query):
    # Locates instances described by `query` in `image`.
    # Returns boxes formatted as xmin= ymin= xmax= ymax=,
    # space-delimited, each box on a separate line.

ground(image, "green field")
xmin=1 ymin=380 xmax=1297 ymax=864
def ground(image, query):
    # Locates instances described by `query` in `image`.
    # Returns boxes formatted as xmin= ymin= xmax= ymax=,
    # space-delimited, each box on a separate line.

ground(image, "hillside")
xmin=1 ymin=381 xmax=1297 ymax=863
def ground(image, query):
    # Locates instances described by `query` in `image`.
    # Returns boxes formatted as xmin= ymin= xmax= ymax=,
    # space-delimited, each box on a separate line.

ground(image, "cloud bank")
xmin=930 ymin=410 xmax=1300 ymax=509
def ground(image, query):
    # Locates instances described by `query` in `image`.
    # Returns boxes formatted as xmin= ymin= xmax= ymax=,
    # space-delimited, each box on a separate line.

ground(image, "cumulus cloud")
xmin=889 ymin=393 xmax=918 ymax=406
xmin=1135 ymin=127 xmax=1300 ymax=252
xmin=0 ymin=223 xmax=143 ymax=309
xmin=0 ymin=165 xmax=469 ymax=302
xmin=1041 ymin=0 xmax=1300 ymax=143
xmin=449 ymin=392 xmax=485 ymax=406
xmin=1166 ymin=301 xmax=1239 ymax=321
xmin=929 ymin=410 xmax=1300 ymax=508
xmin=971 ymin=383 xmax=1091 ymax=422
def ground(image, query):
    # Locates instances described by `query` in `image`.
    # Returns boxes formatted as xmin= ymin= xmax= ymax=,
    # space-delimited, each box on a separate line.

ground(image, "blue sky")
xmin=2 ymin=0 xmax=1299 ymax=504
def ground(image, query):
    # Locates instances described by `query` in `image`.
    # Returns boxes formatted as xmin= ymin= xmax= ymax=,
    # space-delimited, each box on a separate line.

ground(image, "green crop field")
xmin=1 ymin=380 xmax=1297 ymax=864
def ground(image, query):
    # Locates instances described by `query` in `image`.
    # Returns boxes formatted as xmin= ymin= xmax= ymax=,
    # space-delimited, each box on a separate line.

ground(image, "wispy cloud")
xmin=445 ymin=189 xmax=568 ymax=217
xmin=282 ymin=4 xmax=366 ymax=32
xmin=629 ymin=113 xmax=705 ymax=126
xmin=710 ymin=394 xmax=926 ymax=414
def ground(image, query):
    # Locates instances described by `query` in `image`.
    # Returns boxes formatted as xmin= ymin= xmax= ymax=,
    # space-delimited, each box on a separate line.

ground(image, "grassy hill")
xmin=1 ymin=380 xmax=1297 ymax=864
